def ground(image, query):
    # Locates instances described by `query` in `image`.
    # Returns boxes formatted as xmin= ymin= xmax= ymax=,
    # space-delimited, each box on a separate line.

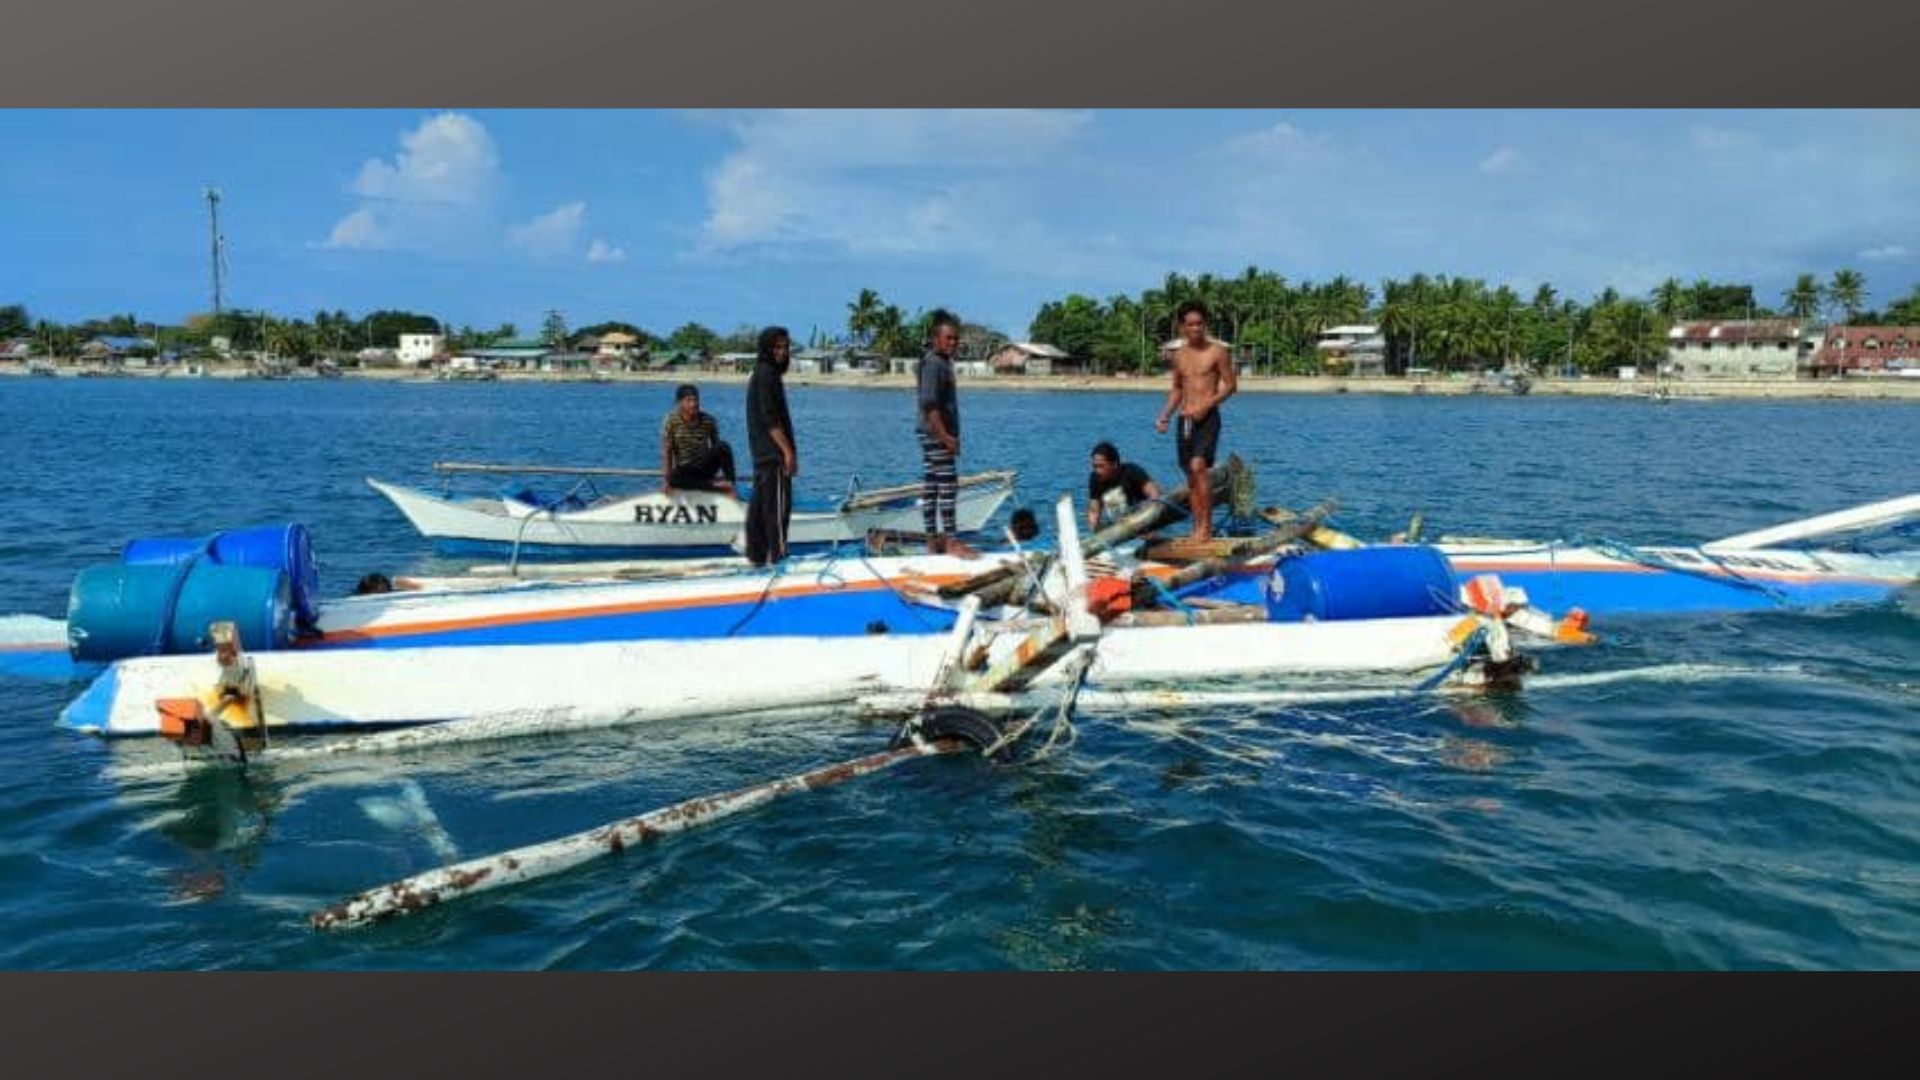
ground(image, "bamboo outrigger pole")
xmin=937 ymin=456 xmax=1244 ymax=605
xmin=312 ymin=738 xmax=966 ymax=930
xmin=433 ymin=461 xmax=663 ymax=478
xmin=1153 ymin=499 xmax=1338 ymax=592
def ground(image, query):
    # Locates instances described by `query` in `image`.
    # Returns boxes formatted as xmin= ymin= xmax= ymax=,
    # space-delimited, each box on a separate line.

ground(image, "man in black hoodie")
xmin=743 ymin=325 xmax=798 ymax=566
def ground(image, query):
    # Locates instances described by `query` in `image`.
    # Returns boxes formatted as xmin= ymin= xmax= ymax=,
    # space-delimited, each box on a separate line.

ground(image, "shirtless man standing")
xmin=1153 ymin=299 xmax=1237 ymax=542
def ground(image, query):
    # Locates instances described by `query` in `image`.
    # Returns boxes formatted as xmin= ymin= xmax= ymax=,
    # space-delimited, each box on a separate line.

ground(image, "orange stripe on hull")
xmin=306 ymin=571 xmax=975 ymax=646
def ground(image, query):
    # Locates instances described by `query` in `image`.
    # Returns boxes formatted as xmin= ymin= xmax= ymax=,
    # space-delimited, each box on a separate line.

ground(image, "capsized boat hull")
xmin=62 ymin=613 xmax=1487 ymax=737
xmin=368 ymin=471 xmax=1016 ymax=557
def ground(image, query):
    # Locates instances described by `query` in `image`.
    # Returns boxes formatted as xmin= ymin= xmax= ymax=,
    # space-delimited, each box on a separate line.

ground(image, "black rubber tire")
xmin=903 ymin=705 xmax=1013 ymax=762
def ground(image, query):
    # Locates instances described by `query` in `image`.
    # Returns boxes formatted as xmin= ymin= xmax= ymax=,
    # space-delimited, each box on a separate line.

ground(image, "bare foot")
xmin=944 ymin=538 xmax=982 ymax=560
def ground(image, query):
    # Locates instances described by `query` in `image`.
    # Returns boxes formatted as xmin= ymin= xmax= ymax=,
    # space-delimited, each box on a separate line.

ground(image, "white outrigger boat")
xmin=368 ymin=461 xmax=1018 ymax=559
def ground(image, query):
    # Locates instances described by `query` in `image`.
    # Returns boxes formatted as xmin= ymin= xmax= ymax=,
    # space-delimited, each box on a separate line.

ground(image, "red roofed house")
xmin=1808 ymin=326 xmax=1920 ymax=378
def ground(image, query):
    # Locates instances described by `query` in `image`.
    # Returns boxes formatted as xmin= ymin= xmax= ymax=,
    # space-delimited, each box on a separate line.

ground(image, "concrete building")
xmin=1664 ymin=320 xmax=1808 ymax=380
xmin=1808 ymin=325 xmax=1920 ymax=378
xmin=397 ymin=333 xmax=447 ymax=366
xmin=1314 ymin=325 xmax=1387 ymax=377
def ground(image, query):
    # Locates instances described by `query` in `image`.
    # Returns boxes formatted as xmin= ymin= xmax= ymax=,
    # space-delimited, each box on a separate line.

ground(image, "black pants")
xmin=668 ymin=442 xmax=737 ymax=490
xmin=744 ymin=460 xmax=792 ymax=566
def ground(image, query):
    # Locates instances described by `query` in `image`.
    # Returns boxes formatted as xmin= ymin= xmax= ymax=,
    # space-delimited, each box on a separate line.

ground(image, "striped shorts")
xmin=919 ymin=432 xmax=957 ymax=537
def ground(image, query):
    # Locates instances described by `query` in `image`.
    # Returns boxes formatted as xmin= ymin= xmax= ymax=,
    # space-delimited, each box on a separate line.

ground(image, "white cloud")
xmin=1689 ymin=125 xmax=1758 ymax=151
xmin=508 ymin=201 xmax=588 ymax=257
xmin=318 ymin=112 xmax=506 ymax=256
xmin=321 ymin=207 xmax=389 ymax=250
xmin=1219 ymin=121 xmax=1336 ymax=166
xmin=351 ymin=112 xmax=501 ymax=205
xmin=586 ymin=238 xmax=627 ymax=264
xmin=1859 ymin=244 xmax=1910 ymax=261
xmin=697 ymin=110 xmax=1091 ymax=253
xmin=1478 ymin=146 xmax=1524 ymax=174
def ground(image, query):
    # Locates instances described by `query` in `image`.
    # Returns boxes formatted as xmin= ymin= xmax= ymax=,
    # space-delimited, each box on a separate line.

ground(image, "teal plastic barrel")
xmin=67 ymin=562 xmax=190 ymax=661
xmin=167 ymin=562 xmax=295 ymax=654
xmin=1265 ymin=546 xmax=1458 ymax=623
xmin=67 ymin=561 xmax=295 ymax=662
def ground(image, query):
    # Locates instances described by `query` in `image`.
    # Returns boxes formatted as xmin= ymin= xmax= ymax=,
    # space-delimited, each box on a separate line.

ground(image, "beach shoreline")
xmin=6 ymin=361 xmax=1919 ymax=400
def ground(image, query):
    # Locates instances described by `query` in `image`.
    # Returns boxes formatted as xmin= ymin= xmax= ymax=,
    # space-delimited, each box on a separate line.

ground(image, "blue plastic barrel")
xmin=67 ymin=561 xmax=295 ymax=662
xmin=121 ymin=535 xmax=215 ymax=566
xmin=208 ymin=524 xmax=319 ymax=627
xmin=1265 ymin=545 xmax=1458 ymax=623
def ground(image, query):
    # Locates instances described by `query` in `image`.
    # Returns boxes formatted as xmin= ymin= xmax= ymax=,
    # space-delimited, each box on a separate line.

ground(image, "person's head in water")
xmin=675 ymin=383 xmax=701 ymax=422
xmin=928 ymin=309 xmax=961 ymax=358
xmin=1009 ymin=507 xmax=1040 ymax=542
xmin=1176 ymin=299 xmax=1210 ymax=347
xmin=757 ymin=325 xmax=791 ymax=373
xmin=1090 ymin=440 xmax=1124 ymax=484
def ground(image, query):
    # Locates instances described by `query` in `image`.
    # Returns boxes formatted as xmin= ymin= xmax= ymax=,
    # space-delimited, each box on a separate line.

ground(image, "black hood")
xmin=756 ymin=326 xmax=790 ymax=373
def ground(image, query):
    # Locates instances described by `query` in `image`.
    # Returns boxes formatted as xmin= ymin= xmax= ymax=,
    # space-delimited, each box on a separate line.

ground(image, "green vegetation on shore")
xmin=6 ymin=265 xmax=1918 ymax=375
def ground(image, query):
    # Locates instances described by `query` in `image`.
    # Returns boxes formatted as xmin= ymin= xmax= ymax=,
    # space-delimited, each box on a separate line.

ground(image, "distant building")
xmin=792 ymin=348 xmax=839 ymax=375
xmin=469 ymin=341 xmax=551 ymax=371
xmin=1809 ymin=325 xmax=1920 ymax=378
xmin=1664 ymin=320 xmax=1808 ymax=380
xmin=1314 ymin=325 xmax=1387 ymax=377
xmin=987 ymin=341 xmax=1070 ymax=376
xmin=396 ymin=333 xmax=447 ymax=366
xmin=594 ymin=331 xmax=642 ymax=360
xmin=84 ymin=335 xmax=158 ymax=359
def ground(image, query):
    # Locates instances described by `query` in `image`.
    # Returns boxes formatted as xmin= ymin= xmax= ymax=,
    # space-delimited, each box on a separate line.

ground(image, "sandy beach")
xmin=7 ymin=362 xmax=1919 ymax=400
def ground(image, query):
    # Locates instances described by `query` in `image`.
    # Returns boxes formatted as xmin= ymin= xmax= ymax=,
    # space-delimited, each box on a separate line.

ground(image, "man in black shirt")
xmin=1086 ymin=440 xmax=1162 ymax=531
xmin=743 ymin=326 xmax=797 ymax=566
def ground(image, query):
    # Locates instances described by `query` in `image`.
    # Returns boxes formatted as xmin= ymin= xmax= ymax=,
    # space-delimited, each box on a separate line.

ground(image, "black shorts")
xmin=1175 ymin=409 xmax=1221 ymax=469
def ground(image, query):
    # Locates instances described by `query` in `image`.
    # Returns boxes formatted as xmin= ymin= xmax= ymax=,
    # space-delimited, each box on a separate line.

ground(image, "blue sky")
xmin=3 ymin=109 xmax=1917 ymax=338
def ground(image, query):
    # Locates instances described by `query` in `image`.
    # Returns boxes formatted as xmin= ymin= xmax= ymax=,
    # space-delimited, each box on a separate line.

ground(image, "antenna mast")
xmin=205 ymin=187 xmax=225 ymax=316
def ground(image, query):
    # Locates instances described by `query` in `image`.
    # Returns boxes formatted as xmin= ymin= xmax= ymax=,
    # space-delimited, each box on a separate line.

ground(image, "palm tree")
xmin=870 ymin=304 xmax=908 ymax=357
xmin=1651 ymin=278 xmax=1687 ymax=321
xmin=1783 ymin=274 xmax=1823 ymax=322
xmin=847 ymin=288 xmax=884 ymax=347
xmin=1826 ymin=269 xmax=1866 ymax=325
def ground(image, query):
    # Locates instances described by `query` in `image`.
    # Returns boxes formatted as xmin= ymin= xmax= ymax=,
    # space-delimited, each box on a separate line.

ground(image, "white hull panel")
xmin=64 ymin=615 xmax=1475 ymax=737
